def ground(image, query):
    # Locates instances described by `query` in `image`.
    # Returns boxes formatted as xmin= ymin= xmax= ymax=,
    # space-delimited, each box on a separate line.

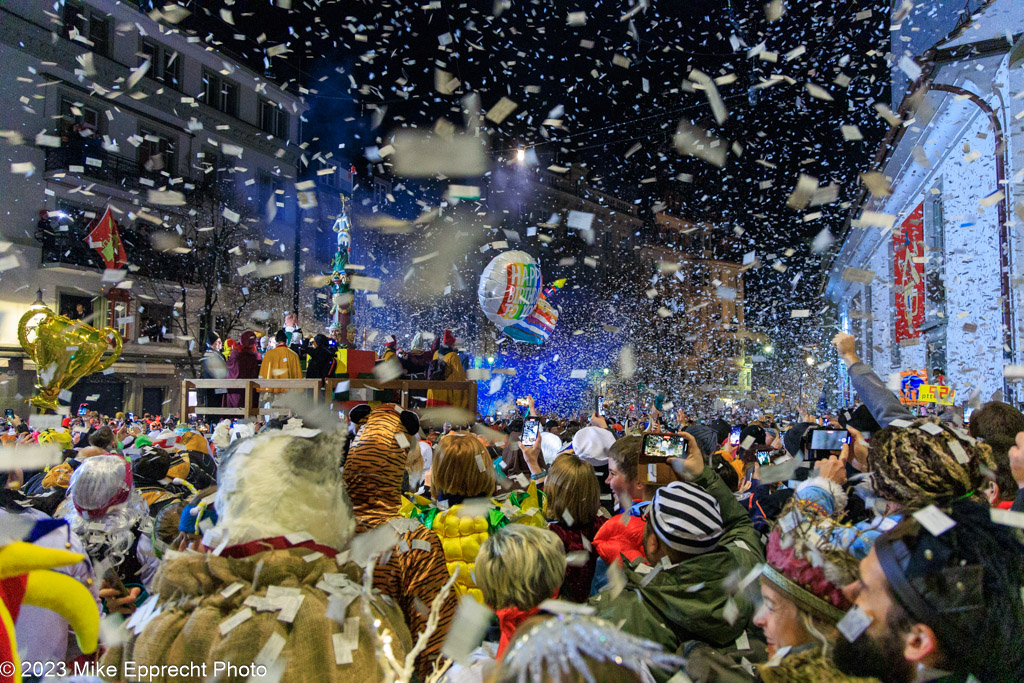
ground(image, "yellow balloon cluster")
xmin=17 ymin=308 xmax=122 ymax=411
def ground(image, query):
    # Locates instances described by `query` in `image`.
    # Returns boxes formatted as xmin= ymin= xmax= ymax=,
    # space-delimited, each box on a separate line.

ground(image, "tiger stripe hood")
xmin=343 ymin=404 xmax=418 ymax=525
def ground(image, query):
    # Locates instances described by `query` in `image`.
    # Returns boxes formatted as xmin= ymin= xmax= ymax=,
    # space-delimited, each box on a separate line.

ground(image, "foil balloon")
xmin=18 ymin=308 xmax=122 ymax=411
xmin=477 ymin=250 xmax=542 ymax=330
xmin=505 ymin=278 xmax=566 ymax=344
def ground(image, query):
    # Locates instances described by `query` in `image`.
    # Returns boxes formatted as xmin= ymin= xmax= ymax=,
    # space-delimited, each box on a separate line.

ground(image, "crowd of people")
xmin=199 ymin=312 xmax=471 ymax=412
xmin=0 ymin=330 xmax=1021 ymax=682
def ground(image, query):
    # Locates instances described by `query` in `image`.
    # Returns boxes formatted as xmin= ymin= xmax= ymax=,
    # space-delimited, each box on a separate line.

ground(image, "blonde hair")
xmin=433 ymin=431 xmax=496 ymax=498
xmin=545 ymin=453 xmax=599 ymax=528
xmin=476 ymin=526 xmax=566 ymax=610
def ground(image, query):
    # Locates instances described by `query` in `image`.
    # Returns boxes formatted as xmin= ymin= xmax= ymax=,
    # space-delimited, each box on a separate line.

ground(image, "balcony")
xmin=38 ymin=215 xmax=190 ymax=284
xmin=44 ymin=145 xmax=151 ymax=192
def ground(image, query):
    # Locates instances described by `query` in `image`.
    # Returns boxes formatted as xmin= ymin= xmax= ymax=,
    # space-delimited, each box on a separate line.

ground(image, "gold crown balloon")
xmin=17 ymin=308 xmax=122 ymax=411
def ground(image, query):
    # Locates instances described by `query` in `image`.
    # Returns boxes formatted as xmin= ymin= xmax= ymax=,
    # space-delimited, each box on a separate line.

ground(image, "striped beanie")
xmin=650 ymin=481 xmax=724 ymax=555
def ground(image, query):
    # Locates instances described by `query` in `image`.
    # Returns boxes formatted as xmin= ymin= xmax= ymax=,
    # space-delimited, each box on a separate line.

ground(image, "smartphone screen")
xmin=516 ymin=398 xmax=529 ymax=407
xmin=639 ymin=434 xmax=687 ymax=485
xmin=3 ymin=409 xmax=12 ymax=420
xmin=963 ymin=407 xmax=975 ymax=424
xmin=755 ymin=449 xmax=773 ymax=466
xmin=596 ymin=396 xmax=605 ymax=417
xmin=78 ymin=404 xmax=88 ymax=416
xmin=809 ymin=429 xmax=846 ymax=451
xmin=642 ymin=434 xmax=689 ymax=459
xmin=521 ymin=418 xmax=540 ymax=446
xmin=729 ymin=426 xmax=742 ymax=446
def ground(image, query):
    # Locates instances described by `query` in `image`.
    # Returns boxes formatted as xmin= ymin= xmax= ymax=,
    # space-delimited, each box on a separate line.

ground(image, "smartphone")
xmin=809 ymin=429 xmax=847 ymax=452
xmin=729 ymin=426 xmax=742 ymax=446
xmin=639 ymin=434 xmax=688 ymax=485
xmin=521 ymin=418 xmax=541 ymax=447
xmin=755 ymin=449 xmax=773 ymax=466
xmin=963 ymin=407 xmax=975 ymax=424
xmin=3 ymin=409 xmax=11 ymax=420
xmin=127 ymin=412 xmax=134 ymax=422
xmin=515 ymin=398 xmax=530 ymax=407
xmin=78 ymin=404 xmax=88 ymax=416
xmin=596 ymin=396 xmax=605 ymax=417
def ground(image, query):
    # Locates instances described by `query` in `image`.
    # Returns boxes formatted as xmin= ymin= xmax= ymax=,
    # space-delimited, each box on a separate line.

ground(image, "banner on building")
xmin=899 ymin=368 xmax=928 ymax=405
xmin=85 ymin=206 xmax=128 ymax=270
xmin=893 ymin=203 xmax=925 ymax=342
xmin=918 ymin=384 xmax=956 ymax=405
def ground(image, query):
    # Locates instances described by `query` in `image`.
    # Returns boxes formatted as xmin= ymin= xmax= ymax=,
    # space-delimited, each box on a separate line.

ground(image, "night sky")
xmin=162 ymin=0 xmax=894 ymax=406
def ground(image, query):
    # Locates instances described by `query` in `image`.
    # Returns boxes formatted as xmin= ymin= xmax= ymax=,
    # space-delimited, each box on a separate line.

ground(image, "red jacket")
xmin=592 ymin=504 xmax=646 ymax=566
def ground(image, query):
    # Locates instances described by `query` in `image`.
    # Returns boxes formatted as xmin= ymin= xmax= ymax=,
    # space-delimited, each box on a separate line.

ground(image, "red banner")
xmin=893 ymin=203 xmax=924 ymax=342
xmin=86 ymin=206 xmax=127 ymax=270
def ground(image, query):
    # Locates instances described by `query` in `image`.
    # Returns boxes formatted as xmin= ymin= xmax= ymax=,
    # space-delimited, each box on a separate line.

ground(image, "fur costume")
xmin=102 ymin=428 xmax=412 ymax=682
xmin=343 ymin=404 xmax=456 ymax=680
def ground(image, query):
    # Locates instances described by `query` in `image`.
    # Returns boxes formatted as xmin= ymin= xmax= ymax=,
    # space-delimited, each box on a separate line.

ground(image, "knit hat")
xmin=441 ymin=328 xmax=456 ymax=347
xmin=650 ymin=481 xmax=724 ymax=555
xmin=571 ymin=426 xmax=615 ymax=464
xmin=685 ymin=424 xmax=718 ymax=459
xmin=867 ymin=417 xmax=995 ymax=507
xmin=762 ymin=501 xmax=859 ymax=624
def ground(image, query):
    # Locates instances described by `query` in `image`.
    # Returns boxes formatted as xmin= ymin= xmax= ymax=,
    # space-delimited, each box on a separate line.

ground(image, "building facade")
xmin=825 ymin=0 xmax=1023 ymax=407
xmin=0 ymin=0 xmax=308 ymax=416
xmin=642 ymin=212 xmax=751 ymax=400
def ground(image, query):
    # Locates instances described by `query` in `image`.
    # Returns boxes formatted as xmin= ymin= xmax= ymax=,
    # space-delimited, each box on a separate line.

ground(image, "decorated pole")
xmin=329 ymin=194 xmax=355 ymax=349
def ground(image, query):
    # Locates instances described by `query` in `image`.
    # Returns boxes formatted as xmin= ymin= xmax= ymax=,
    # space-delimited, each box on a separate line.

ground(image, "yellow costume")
xmin=258 ymin=345 xmax=302 ymax=393
xmin=402 ymin=484 xmax=546 ymax=603
xmin=426 ymin=350 xmax=469 ymax=410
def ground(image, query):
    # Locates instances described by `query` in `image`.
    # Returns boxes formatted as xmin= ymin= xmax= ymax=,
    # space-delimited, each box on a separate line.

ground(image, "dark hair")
xmin=275 ymin=330 xmax=288 ymax=344
xmin=877 ymin=500 xmax=1024 ymax=680
xmin=87 ymin=426 xmax=115 ymax=450
xmin=714 ymin=459 xmax=739 ymax=492
xmin=968 ymin=401 xmax=1024 ymax=442
xmin=983 ymin=435 xmax=1019 ymax=502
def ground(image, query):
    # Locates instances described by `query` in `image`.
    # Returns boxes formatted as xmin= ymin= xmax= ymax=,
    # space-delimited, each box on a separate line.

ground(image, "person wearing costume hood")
xmin=103 ymin=426 xmax=412 ymax=682
xmin=343 ymin=404 xmax=457 ymax=680
xmin=224 ymin=330 xmax=260 ymax=410
xmin=426 ymin=329 xmax=469 ymax=411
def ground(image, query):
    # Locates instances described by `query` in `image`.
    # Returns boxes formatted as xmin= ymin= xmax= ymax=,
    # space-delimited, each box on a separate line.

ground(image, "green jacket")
xmin=589 ymin=467 xmax=765 ymax=659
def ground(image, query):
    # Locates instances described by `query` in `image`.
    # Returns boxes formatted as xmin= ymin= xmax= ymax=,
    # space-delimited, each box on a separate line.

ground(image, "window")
xmin=139 ymin=129 xmax=177 ymax=176
xmin=137 ymin=303 xmax=174 ymax=343
xmin=63 ymin=2 xmax=110 ymax=56
xmin=198 ymin=146 xmax=226 ymax=184
xmin=373 ymin=177 xmax=391 ymax=206
xmin=202 ymin=70 xmax=239 ymax=116
xmin=58 ymin=97 xmax=101 ymax=139
xmin=259 ymin=99 xmax=289 ymax=138
xmin=140 ymin=39 xmax=181 ymax=89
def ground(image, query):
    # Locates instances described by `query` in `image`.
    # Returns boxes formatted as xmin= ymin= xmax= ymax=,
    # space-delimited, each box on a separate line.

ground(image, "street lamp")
xmin=602 ymin=368 xmax=609 ymax=375
xmin=805 ymin=355 xmax=814 ymax=366
xmin=763 ymin=344 xmax=773 ymax=354
xmin=30 ymin=288 xmax=45 ymax=309
xmin=516 ymin=148 xmax=526 ymax=162
xmin=486 ymin=356 xmax=495 ymax=365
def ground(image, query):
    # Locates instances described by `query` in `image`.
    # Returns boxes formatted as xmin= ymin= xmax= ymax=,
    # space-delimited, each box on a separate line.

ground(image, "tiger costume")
xmin=343 ymin=403 xmax=457 ymax=680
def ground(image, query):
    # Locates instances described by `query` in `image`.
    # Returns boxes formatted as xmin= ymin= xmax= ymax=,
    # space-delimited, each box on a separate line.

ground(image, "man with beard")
xmin=833 ymin=500 xmax=1024 ymax=683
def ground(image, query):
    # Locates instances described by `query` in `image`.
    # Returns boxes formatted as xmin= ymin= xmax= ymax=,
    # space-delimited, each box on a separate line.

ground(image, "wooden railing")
xmin=180 ymin=378 xmax=478 ymax=420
